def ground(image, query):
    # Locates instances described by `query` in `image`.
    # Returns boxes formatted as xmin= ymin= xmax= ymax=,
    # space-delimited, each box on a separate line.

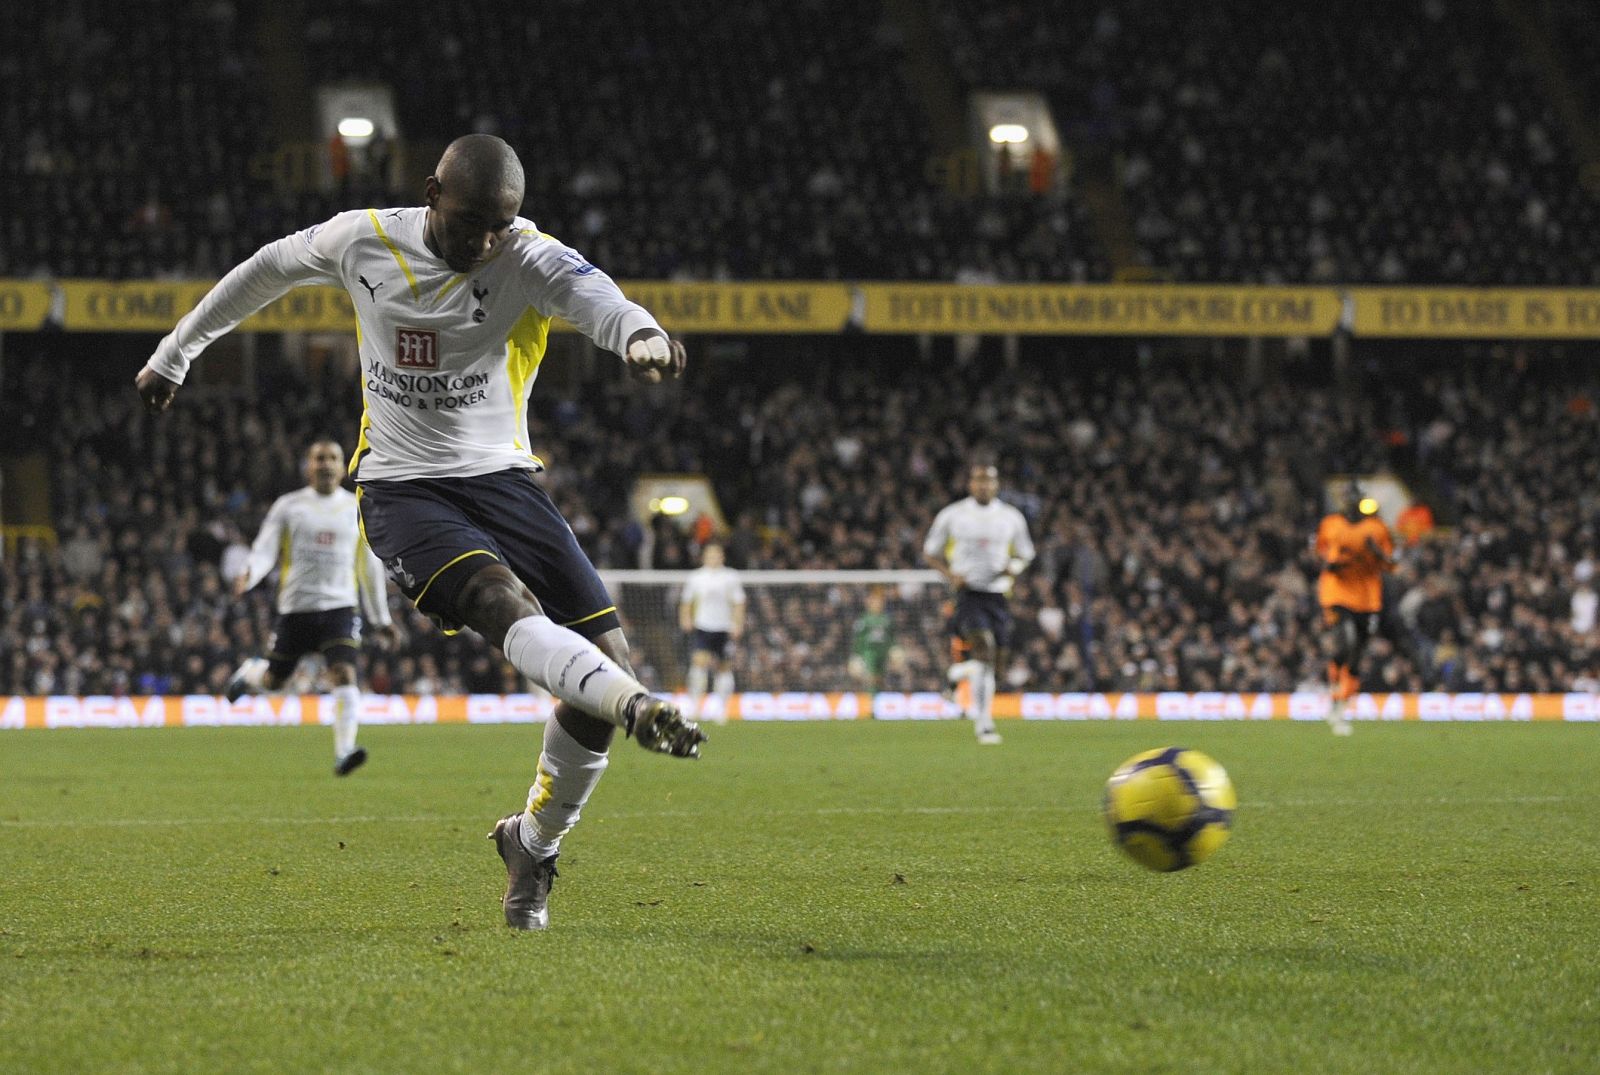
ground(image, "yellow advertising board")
xmin=50 ymin=279 xmax=851 ymax=335
xmin=609 ymin=282 xmax=853 ymax=334
xmin=59 ymin=280 xmax=355 ymax=333
xmin=1350 ymin=288 xmax=1600 ymax=338
xmin=19 ymin=279 xmax=1600 ymax=339
xmin=0 ymin=281 xmax=53 ymax=331
xmin=861 ymin=284 xmax=1344 ymax=336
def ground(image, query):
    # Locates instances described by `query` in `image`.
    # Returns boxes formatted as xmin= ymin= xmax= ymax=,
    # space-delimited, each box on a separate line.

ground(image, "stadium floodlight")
xmin=650 ymin=496 xmax=691 ymax=516
xmin=337 ymin=117 xmax=376 ymax=139
xmin=1358 ymin=497 xmax=1380 ymax=516
xmin=988 ymin=123 xmax=1030 ymax=144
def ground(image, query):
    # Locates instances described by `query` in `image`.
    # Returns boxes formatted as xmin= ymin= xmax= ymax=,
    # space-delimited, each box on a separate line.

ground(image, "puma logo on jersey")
xmin=359 ymin=275 xmax=384 ymax=301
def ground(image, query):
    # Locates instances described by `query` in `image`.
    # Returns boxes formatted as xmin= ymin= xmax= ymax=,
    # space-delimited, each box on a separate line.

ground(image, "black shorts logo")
xmin=385 ymin=555 xmax=418 ymax=590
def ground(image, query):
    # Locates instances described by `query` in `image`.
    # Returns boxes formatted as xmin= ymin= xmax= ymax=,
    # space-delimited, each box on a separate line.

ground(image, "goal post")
xmin=599 ymin=569 xmax=949 ymax=694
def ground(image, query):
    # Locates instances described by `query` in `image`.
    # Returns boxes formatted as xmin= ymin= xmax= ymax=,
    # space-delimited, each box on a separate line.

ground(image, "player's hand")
xmin=135 ymin=364 xmax=181 ymax=414
xmin=950 ymin=573 xmax=967 ymax=590
xmin=624 ymin=330 xmax=686 ymax=384
xmin=231 ymin=575 xmax=251 ymax=598
xmin=372 ymin=624 xmax=401 ymax=650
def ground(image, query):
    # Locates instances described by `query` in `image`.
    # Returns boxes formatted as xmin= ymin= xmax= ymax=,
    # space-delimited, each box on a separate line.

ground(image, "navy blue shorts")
xmin=949 ymin=589 xmax=1014 ymax=650
xmin=266 ymin=607 xmax=361 ymax=679
xmin=691 ymin=629 xmax=733 ymax=659
xmin=356 ymin=470 xmax=619 ymax=639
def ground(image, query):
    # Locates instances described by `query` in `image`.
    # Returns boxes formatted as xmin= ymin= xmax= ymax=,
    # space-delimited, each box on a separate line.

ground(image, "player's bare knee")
xmin=970 ymin=632 xmax=997 ymax=664
xmin=328 ymin=663 xmax=358 ymax=687
xmin=456 ymin=564 xmax=541 ymax=648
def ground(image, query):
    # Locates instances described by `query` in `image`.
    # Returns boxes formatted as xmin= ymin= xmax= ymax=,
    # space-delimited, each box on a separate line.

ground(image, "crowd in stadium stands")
xmin=10 ymin=1 xmax=1597 ymax=285
xmin=1 ymin=0 xmax=287 ymax=279
xmin=2 ymin=0 xmax=1105 ymax=283
xmin=4 ymin=343 xmax=1598 ymax=696
xmin=937 ymin=0 xmax=1600 ymax=284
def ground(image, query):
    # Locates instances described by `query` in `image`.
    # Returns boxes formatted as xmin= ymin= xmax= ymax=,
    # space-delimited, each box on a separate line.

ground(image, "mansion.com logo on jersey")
xmin=396 ymin=327 xmax=439 ymax=369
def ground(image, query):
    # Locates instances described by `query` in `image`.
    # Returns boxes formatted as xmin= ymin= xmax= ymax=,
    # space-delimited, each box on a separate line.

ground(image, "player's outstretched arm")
xmin=135 ymin=213 xmax=354 ymax=413
xmin=518 ymin=234 xmax=685 ymax=382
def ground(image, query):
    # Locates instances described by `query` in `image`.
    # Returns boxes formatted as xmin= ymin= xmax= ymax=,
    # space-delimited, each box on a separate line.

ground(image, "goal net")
xmin=600 ymin=570 xmax=949 ymax=694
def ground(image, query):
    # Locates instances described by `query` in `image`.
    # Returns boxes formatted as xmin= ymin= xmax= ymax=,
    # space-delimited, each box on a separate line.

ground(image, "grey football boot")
xmin=488 ymin=814 xmax=559 ymax=930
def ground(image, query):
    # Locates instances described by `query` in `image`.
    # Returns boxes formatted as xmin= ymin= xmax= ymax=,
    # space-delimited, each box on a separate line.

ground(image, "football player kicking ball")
xmin=225 ymin=437 xmax=395 ymax=776
xmin=136 ymin=134 xmax=706 ymax=931
xmin=1315 ymin=483 xmax=1396 ymax=736
xmin=923 ymin=461 xmax=1035 ymax=745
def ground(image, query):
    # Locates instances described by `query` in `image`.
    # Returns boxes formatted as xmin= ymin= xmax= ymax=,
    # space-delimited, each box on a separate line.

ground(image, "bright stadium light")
xmin=337 ymin=117 xmax=375 ymax=139
xmin=989 ymin=123 xmax=1030 ymax=144
xmin=1359 ymin=498 xmax=1379 ymax=516
xmin=657 ymin=496 xmax=690 ymax=516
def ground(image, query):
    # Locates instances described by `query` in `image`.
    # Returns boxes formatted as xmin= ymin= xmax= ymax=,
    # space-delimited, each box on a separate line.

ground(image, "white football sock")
xmin=520 ymin=716 xmax=610 ymax=859
xmin=234 ymin=657 xmax=269 ymax=695
xmin=687 ymin=663 xmax=709 ymax=702
xmin=713 ymin=669 xmax=734 ymax=701
xmin=332 ymin=684 xmax=360 ymax=759
xmin=973 ymin=664 xmax=997 ymax=737
xmin=502 ymin=615 xmax=646 ymax=728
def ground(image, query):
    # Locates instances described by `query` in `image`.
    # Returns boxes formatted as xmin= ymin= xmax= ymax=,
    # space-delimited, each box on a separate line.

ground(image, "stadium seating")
xmin=8 ymin=2 xmax=1595 ymax=283
xmin=0 ymin=0 xmax=1108 ymax=282
xmin=936 ymin=0 xmax=1600 ymax=284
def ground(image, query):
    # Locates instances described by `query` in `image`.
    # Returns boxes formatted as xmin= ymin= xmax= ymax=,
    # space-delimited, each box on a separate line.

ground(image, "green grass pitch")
xmin=2 ymin=720 xmax=1597 ymax=1074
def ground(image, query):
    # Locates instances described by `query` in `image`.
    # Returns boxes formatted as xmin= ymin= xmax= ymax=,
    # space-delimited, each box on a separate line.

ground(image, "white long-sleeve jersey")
xmin=923 ymin=496 xmax=1036 ymax=594
xmin=244 ymin=486 xmax=392 ymax=623
xmin=149 ymin=208 xmax=663 ymax=481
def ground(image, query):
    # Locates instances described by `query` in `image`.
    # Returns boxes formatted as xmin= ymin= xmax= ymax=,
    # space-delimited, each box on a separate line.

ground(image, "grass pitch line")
xmin=0 ymin=793 xmax=1579 ymax=830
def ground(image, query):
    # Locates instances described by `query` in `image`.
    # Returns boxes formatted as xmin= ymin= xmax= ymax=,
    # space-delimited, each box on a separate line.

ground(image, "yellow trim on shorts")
xmin=561 ymin=605 xmax=617 ymax=629
xmin=414 ymin=549 xmax=500 ymax=609
xmin=367 ymin=209 xmax=420 ymax=299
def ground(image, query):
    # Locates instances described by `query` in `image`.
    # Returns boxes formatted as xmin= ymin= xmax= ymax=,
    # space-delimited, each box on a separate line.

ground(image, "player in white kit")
xmin=923 ymin=462 xmax=1035 ymax=744
xmin=135 ymin=134 xmax=705 ymax=931
xmin=678 ymin=542 xmax=746 ymax=719
xmin=224 ymin=438 xmax=394 ymax=775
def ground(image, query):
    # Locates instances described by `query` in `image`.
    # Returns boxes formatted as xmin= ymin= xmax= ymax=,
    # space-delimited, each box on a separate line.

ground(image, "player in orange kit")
xmin=1315 ymin=483 xmax=1395 ymax=736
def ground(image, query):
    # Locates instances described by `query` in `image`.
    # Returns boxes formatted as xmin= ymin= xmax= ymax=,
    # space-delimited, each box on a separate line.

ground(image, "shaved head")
xmin=424 ymin=135 xmax=526 ymax=273
xmin=435 ymin=134 xmax=525 ymax=204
